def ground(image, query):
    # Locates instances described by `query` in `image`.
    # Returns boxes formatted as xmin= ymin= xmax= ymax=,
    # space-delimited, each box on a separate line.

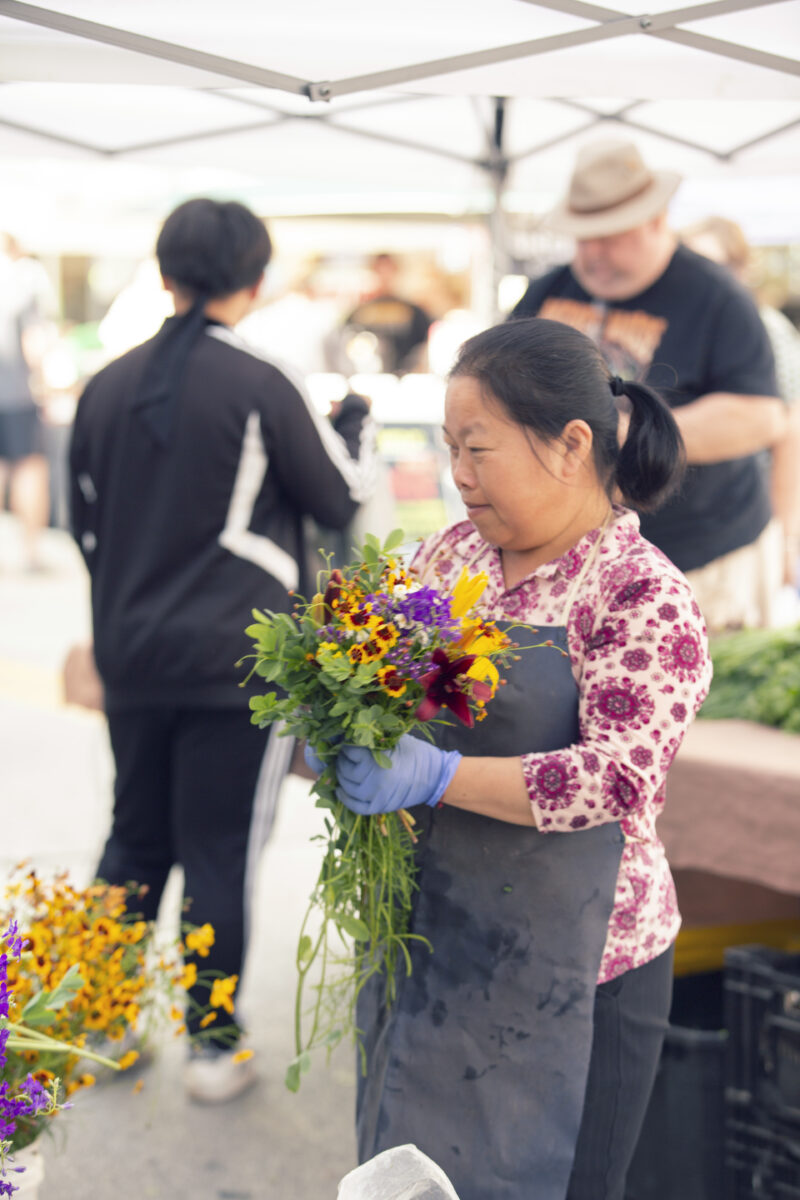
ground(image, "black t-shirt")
xmin=512 ymin=245 xmax=778 ymax=572
xmin=343 ymin=293 xmax=432 ymax=374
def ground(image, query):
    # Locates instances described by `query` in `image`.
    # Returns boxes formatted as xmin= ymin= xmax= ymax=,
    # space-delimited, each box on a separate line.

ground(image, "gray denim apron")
xmin=356 ymin=551 xmax=625 ymax=1199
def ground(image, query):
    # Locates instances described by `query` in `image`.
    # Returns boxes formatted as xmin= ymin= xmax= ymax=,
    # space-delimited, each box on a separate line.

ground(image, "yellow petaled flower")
xmin=457 ymin=618 xmax=509 ymax=657
xmin=232 ymin=1049 xmax=254 ymax=1064
xmin=118 ymin=1050 xmax=139 ymax=1071
xmin=467 ymin=655 xmax=500 ymax=695
xmin=210 ymin=974 xmax=238 ymax=1015
xmin=372 ymin=623 xmax=399 ymax=651
xmin=199 ymin=1011 xmax=218 ymax=1028
xmin=450 ymin=568 xmax=489 ymax=619
xmin=316 ymin=640 xmax=344 ymax=659
xmin=377 ymin=665 xmax=407 ymax=698
xmin=340 ymin=602 xmax=375 ymax=631
xmin=179 ymin=961 xmax=198 ymax=989
xmin=185 ymin=923 xmax=215 ymax=957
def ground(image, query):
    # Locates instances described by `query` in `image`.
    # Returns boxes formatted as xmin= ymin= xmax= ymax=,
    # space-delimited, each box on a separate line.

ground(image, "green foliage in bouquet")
xmin=244 ymin=531 xmax=516 ymax=1090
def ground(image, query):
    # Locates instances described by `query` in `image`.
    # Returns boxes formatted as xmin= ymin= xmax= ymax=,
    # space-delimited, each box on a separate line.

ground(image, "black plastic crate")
xmin=725 ymin=946 xmax=800 ymax=1121
xmin=626 ymin=976 xmax=727 ymax=1200
xmin=725 ymin=1106 xmax=800 ymax=1198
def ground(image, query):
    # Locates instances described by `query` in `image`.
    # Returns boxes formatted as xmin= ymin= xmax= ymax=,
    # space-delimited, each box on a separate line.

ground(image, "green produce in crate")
xmin=700 ymin=623 xmax=800 ymax=732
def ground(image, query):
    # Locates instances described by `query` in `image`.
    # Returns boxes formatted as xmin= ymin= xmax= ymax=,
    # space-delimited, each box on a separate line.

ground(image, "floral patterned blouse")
xmin=413 ymin=505 xmax=713 ymax=984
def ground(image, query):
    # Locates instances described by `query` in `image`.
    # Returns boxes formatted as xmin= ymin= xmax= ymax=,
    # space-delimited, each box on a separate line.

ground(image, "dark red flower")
xmin=415 ymin=648 xmax=480 ymax=726
xmin=322 ymin=569 xmax=344 ymax=620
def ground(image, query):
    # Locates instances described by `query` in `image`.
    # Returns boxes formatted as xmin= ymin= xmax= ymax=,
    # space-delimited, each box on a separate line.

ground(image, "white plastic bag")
xmin=337 ymin=1144 xmax=460 ymax=1200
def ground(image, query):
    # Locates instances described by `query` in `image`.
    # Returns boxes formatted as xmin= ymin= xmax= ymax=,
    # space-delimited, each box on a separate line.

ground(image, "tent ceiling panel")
xmin=627 ymin=98 xmax=800 ymax=154
xmin=0 ymin=82 xmax=279 ymax=151
xmin=411 ymin=31 xmax=800 ymax=99
xmin=120 ymin=118 xmax=489 ymax=200
xmin=682 ymin=1 xmax=800 ymax=60
xmin=215 ymin=87 xmax=427 ymax=120
xmin=0 ymin=15 xmax=252 ymax=88
xmin=319 ymin=96 xmax=490 ymax=162
xmin=2 ymin=0 xmax=589 ymax=82
xmin=503 ymin=97 xmax=609 ymax=157
xmin=0 ymin=116 xmax=91 ymax=158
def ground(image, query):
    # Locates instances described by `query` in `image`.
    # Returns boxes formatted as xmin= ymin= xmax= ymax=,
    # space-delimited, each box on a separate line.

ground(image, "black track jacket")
xmin=69 ymin=324 xmax=377 ymax=711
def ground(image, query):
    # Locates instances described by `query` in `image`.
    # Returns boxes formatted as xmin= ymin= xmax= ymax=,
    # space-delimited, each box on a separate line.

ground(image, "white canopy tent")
xmin=0 ymin=0 xmax=798 ymax=253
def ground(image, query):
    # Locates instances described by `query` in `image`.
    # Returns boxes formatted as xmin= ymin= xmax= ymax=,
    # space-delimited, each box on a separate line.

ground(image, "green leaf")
xmin=299 ymin=1051 xmax=312 ymax=1075
xmin=285 ymin=1060 xmax=301 ymax=1092
xmin=373 ymin=750 xmax=392 ymax=769
xmin=254 ymin=659 xmax=284 ymax=682
xmin=297 ymin=935 xmax=313 ymax=965
xmin=383 ymin=528 xmax=406 ymax=552
xmin=250 ymin=608 xmax=273 ymax=623
xmin=22 ymin=964 xmax=84 ymax=1026
xmin=338 ymin=914 xmax=370 ymax=942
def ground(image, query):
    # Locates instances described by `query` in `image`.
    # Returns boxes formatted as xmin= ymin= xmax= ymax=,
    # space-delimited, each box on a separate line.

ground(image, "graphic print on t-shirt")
xmin=540 ymin=297 xmax=668 ymax=381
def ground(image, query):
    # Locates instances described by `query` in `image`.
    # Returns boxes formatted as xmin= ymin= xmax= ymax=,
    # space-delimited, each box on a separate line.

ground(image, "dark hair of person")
xmin=135 ymin=199 xmax=272 ymax=447
xmin=156 ymin=198 xmax=272 ymax=299
xmin=449 ymin=317 xmax=685 ymax=511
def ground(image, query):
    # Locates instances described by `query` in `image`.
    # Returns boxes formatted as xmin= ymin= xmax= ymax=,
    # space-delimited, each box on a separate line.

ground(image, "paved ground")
xmin=0 ymin=516 xmax=357 ymax=1198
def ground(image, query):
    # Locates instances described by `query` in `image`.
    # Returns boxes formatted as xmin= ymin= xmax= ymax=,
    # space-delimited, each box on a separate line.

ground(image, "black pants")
xmin=567 ymin=944 xmax=675 ymax=1200
xmin=99 ymin=707 xmax=290 ymax=1041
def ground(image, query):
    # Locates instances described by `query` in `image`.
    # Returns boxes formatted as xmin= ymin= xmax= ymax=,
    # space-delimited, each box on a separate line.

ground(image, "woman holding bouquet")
xmin=322 ymin=318 xmax=712 ymax=1199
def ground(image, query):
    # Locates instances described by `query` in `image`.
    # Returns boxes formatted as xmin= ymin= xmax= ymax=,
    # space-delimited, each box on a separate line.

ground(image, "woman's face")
xmin=443 ymin=375 xmax=581 ymax=554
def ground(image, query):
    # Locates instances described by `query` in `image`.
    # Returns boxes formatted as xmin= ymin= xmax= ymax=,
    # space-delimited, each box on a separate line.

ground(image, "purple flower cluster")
xmin=1 ymin=918 xmax=36 ymax=1196
xmin=387 ymin=587 xmax=458 ymax=634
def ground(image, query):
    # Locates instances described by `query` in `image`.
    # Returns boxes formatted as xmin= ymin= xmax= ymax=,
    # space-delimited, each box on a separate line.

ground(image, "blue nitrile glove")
xmin=304 ymin=742 xmax=325 ymax=775
xmin=334 ymin=735 xmax=462 ymax=816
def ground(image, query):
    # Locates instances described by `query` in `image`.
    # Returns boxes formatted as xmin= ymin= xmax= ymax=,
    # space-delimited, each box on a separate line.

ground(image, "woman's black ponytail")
xmin=612 ymin=377 xmax=686 ymax=511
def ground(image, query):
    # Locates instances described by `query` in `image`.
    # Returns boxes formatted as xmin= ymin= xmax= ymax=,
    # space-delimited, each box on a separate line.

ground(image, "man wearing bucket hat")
xmin=512 ymin=139 xmax=786 ymax=631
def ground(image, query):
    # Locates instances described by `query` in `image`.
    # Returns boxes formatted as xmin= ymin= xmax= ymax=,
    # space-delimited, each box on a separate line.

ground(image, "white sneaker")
xmin=183 ymin=1046 xmax=258 ymax=1104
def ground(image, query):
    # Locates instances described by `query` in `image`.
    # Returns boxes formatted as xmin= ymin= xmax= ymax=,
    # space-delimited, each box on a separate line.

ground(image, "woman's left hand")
xmin=334 ymin=735 xmax=462 ymax=815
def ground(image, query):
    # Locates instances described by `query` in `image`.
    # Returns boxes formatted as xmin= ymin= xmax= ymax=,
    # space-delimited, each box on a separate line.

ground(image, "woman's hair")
xmin=449 ymin=317 xmax=685 ymax=512
xmin=156 ymin=198 xmax=272 ymax=299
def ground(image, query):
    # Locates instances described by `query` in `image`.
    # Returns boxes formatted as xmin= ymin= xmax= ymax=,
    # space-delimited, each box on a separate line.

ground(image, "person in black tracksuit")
xmin=69 ymin=199 xmax=376 ymax=1101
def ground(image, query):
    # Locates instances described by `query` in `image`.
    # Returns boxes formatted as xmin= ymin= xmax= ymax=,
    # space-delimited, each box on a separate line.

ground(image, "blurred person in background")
xmin=69 ymin=198 xmax=377 ymax=1103
xmin=0 ymin=234 xmax=55 ymax=571
xmin=512 ymin=140 xmax=787 ymax=633
xmin=681 ymin=215 xmax=800 ymax=599
xmin=237 ymin=259 xmax=341 ymax=378
xmin=336 ymin=252 xmax=433 ymax=376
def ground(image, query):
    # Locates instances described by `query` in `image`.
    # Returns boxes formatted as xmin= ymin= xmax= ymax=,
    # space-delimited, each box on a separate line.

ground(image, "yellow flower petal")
xmin=450 ymin=568 xmax=489 ymax=619
xmin=467 ymin=656 xmax=500 ymax=692
xmin=232 ymin=1049 xmax=254 ymax=1064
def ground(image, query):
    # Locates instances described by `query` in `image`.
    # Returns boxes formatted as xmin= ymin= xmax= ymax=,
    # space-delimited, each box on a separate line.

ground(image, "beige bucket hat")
xmin=546 ymin=139 xmax=682 ymax=239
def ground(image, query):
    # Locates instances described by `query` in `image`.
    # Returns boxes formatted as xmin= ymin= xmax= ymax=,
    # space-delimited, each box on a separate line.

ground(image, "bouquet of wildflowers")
xmin=245 ymin=531 xmax=515 ymax=1089
xmin=0 ymin=870 xmax=243 ymax=1191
